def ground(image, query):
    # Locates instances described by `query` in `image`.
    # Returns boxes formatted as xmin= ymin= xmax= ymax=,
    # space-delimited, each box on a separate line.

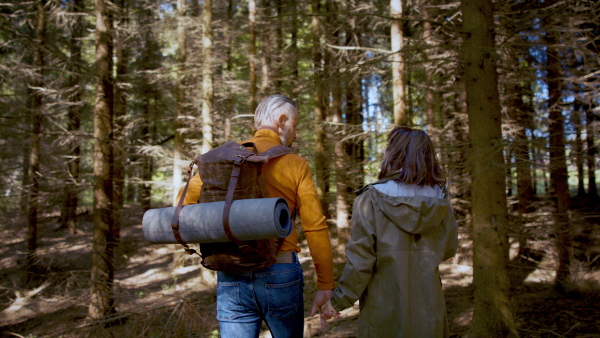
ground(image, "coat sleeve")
xmin=442 ymin=203 xmax=458 ymax=261
xmin=330 ymin=191 xmax=377 ymax=312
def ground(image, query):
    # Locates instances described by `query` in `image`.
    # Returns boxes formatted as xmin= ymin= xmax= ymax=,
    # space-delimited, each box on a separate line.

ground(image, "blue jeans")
xmin=216 ymin=253 xmax=305 ymax=338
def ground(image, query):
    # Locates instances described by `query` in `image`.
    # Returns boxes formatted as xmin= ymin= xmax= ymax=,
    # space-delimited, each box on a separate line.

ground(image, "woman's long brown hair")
xmin=378 ymin=126 xmax=445 ymax=187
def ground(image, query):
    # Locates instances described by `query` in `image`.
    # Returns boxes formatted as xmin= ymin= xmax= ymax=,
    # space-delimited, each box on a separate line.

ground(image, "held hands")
xmin=310 ymin=290 xmax=340 ymax=329
xmin=319 ymin=300 xmax=340 ymax=327
xmin=310 ymin=289 xmax=333 ymax=317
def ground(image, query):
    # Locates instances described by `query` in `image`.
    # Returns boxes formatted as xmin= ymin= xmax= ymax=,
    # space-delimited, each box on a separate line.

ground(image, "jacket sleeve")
xmin=296 ymin=160 xmax=335 ymax=290
xmin=175 ymin=172 xmax=203 ymax=206
xmin=330 ymin=192 xmax=377 ymax=312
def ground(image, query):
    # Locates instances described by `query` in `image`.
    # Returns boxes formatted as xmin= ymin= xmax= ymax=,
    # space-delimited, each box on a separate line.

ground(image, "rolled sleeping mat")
xmin=142 ymin=197 xmax=292 ymax=244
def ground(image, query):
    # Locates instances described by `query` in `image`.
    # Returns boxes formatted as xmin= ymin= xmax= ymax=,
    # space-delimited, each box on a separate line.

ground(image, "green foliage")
xmin=0 ymin=0 xmax=596 ymax=235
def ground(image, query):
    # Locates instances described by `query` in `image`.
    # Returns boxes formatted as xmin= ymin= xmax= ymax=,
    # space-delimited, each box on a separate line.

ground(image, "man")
xmin=178 ymin=94 xmax=334 ymax=337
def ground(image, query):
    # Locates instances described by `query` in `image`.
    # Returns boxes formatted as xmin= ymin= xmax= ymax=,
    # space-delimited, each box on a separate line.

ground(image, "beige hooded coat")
xmin=330 ymin=182 xmax=458 ymax=337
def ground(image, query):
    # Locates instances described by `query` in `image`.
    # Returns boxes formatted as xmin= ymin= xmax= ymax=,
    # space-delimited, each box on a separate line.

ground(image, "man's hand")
xmin=310 ymin=289 xmax=333 ymax=317
xmin=310 ymin=289 xmax=337 ymax=329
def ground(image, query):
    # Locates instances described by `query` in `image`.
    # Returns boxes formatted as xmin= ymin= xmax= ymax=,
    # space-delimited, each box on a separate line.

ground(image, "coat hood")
xmin=365 ymin=184 xmax=451 ymax=235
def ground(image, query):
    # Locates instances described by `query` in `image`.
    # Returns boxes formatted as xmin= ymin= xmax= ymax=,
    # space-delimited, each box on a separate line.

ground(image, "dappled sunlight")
xmin=2 ymin=200 xmax=600 ymax=337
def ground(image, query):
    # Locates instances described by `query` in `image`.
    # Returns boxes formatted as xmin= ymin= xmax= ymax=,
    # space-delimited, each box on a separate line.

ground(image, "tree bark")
xmin=249 ymin=0 xmax=258 ymax=111
xmin=173 ymin=0 xmax=187 ymax=206
xmin=260 ymin=0 xmax=271 ymax=93
xmin=460 ymin=0 xmax=517 ymax=336
xmin=423 ymin=6 xmax=436 ymax=137
xmin=573 ymin=107 xmax=585 ymax=197
xmin=506 ymin=80 xmax=535 ymax=256
xmin=585 ymin=108 xmax=598 ymax=197
xmin=345 ymin=73 xmax=364 ymax=197
xmin=546 ymin=32 xmax=572 ymax=294
xmin=89 ymin=0 xmax=115 ymax=319
xmin=327 ymin=4 xmax=350 ymax=247
xmin=201 ymin=0 xmax=213 ymax=154
xmin=332 ymin=73 xmax=348 ymax=228
xmin=224 ymin=0 xmax=234 ymax=140
xmin=140 ymin=106 xmax=153 ymax=212
xmin=312 ymin=0 xmax=328 ymax=211
xmin=289 ymin=0 xmax=298 ymax=96
xmin=60 ymin=0 xmax=84 ymax=235
xmin=273 ymin=0 xmax=283 ymax=90
xmin=27 ymin=0 xmax=46 ymax=277
xmin=113 ymin=0 xmax=128 ymax=242
xmin=139 ymin=7 xmax=157 ymax=212
xmin=391 ymin=0 xmax=406 ymax=126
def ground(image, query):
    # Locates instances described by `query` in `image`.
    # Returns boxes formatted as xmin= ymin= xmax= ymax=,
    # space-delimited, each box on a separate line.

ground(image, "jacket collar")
xmin=253 ymin=129 xmax=282 ymax=145
xmin=356 ymin=174 xmax=401 ymax=196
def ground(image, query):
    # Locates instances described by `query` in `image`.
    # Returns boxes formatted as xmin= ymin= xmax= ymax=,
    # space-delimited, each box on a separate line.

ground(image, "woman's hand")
xmin=319 ymin=300 xmax=340 ymax=328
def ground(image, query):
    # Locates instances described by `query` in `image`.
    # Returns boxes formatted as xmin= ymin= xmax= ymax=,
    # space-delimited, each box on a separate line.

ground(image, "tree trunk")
xmin=345 ymin=73 xmax=364 ymax=196
xmin=289 ymin=0 xmax=298 ymax=96
xmin=273 ymin=0 xmax=283 ymax=90
xmin=332 ymin=70 xmax=349 ymax=232
xmin=224 ymin=0 xmax=234 ymax=140
xmin=506 ymin=81 xmax=535 ymax=256
xmin=535 ymin=140 xmax=549 ymax=195
xmin=139 ymin=8 xmax=157 ymax=212
xmin=60 ymin=0 xmax=84 ymax=235
xmin=260 ymin=0 xmax=271 ymax=93
xmin=585 ymin=108 xmax=598 ymax=197
xmin=423 ymin=6 xmax=436 ymax=137
xmin=201 ymin=0 xmax=213 ymax=154
xmin=391 ymin=0 xmax=406 ymax=126
xmin=89 ymin=0 xmax=115 ymax=319
xmin=21 ymin=140 xmax=31 ymax=214
xmin=327 ymin=5 xmax=351 ymax=249
xmin=173 ymin=0 xmax=187 ymax=206
xmin=113 ymin=0 xmax=128 ymax=243
xmin=513 ymin=96 xmax=535 ymax=208
xmin=140 ymin=124 xmax=152 ymax=211
xmin=460 ymin=0 xmax=517 ymax=336
xmin=451 ymin=84 xmax=469 ymax=201
xmin=249 ymin=0 xmax=257 ymax=111
xmin=199 ymin=1 xmax=217 ymax=284
xmin=546 ymin=34 xmax=572 ymax=294
xmin=312 ymin=0 xmax=328 ymax=211
xmin=27 ymin=0 xmax=46 ymax=276
xmin=573 ymin=107 xmax=586 ymax=197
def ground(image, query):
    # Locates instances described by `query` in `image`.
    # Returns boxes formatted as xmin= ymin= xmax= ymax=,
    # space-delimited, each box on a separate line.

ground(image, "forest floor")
xmin=1 ymin=201 xmax=600 ymax=338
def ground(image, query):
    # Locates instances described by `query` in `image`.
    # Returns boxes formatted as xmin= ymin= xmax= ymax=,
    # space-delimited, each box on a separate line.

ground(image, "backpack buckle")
xmin=238 ymin=244 xmax=254 ymax=253
xmin=234 ymin=155 xmax=246 ymax=165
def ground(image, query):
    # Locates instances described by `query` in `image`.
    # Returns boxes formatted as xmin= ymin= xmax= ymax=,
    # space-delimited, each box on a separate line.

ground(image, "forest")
xmin=0 ymin=0 xmax=599 ymax=337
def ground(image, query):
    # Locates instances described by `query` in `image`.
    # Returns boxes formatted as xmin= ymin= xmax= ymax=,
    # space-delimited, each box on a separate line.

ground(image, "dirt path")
xmin=1 ymin=205 xmax=600 ymax=337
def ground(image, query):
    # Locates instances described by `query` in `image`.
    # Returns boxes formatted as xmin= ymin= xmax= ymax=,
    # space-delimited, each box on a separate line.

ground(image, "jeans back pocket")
xmin=265 ymin=278 xmax=302 ymax=319
xmin=216 ymin=282 xmax=245 ymax=321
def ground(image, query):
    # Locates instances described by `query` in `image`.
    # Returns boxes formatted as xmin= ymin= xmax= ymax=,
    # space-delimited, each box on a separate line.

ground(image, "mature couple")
xmin=180 ymin=94 xmax=458 ymax=338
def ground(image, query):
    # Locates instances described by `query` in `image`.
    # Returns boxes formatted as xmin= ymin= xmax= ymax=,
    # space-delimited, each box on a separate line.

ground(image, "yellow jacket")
xmin=177 ymin=129 xmax=334 ymax=290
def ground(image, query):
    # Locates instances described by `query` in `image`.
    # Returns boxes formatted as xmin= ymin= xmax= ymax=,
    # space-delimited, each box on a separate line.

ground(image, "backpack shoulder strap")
xmin=171 ymin=159 xmax=201 ymax=256
xmin=221 ymin=155 xmax=256 ymax=252
xmin=259 ymin=145 xmax=295 ymax=159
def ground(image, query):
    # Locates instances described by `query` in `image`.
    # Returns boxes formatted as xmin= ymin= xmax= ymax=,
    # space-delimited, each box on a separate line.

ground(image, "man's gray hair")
xmin=253 ymin=95 xmax=298 ymax=130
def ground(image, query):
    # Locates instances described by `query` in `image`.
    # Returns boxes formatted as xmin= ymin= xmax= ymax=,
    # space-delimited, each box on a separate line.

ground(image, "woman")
xmin=322 ymin=126 xmax=458 ymax=337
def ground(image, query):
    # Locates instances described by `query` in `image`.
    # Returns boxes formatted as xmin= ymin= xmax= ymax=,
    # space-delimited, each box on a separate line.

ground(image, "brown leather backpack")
xmin=172 ymin=141 xmax=295 ymax=273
